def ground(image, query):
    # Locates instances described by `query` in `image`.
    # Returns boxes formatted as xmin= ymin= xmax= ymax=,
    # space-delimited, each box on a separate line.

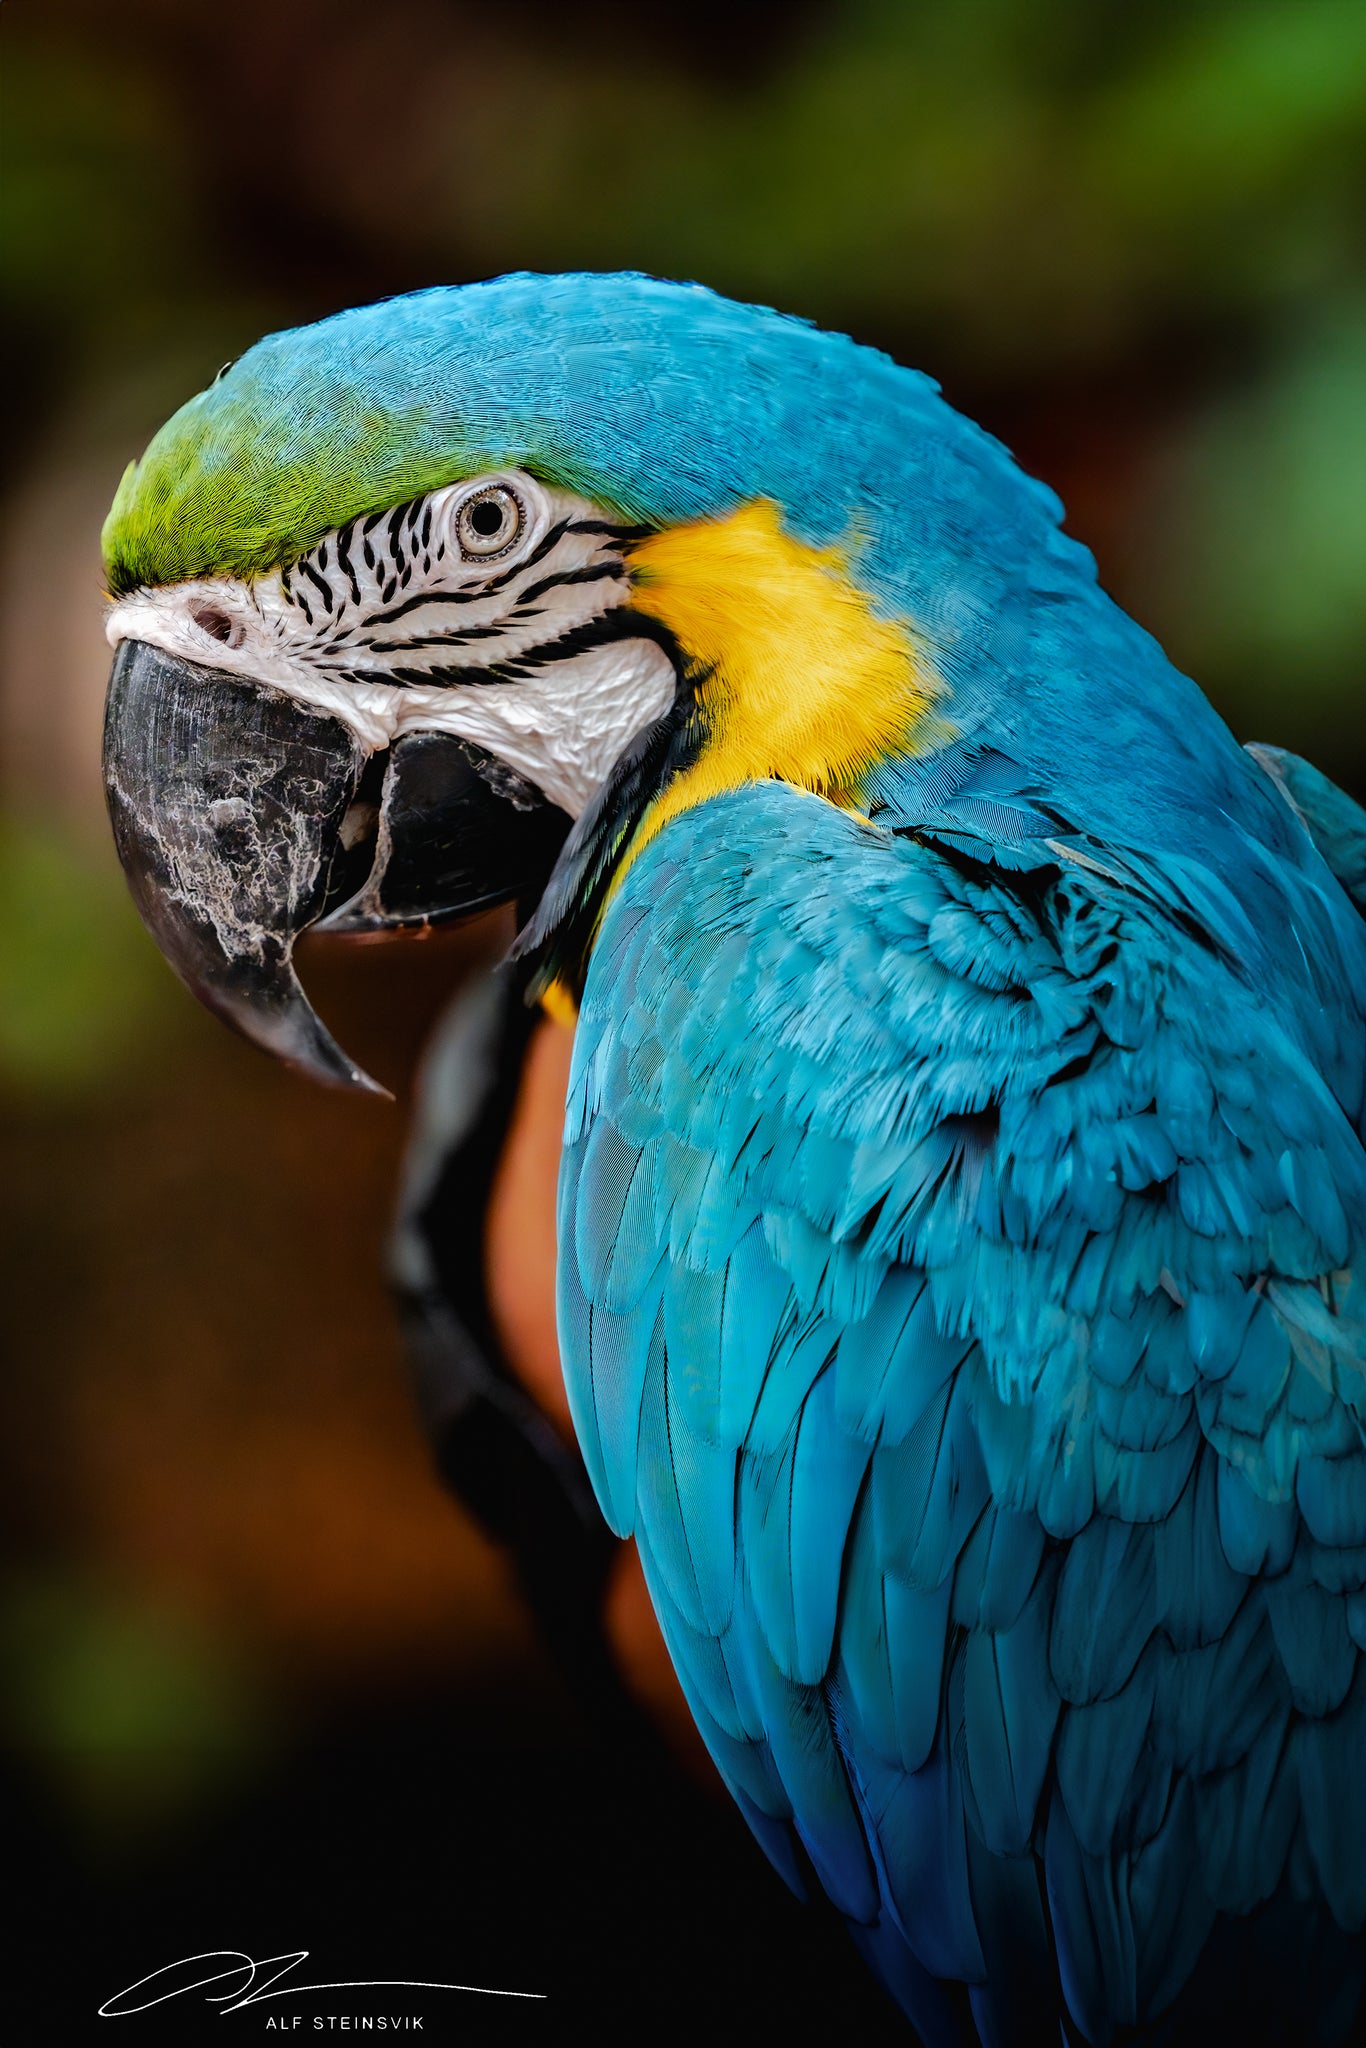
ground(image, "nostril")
xmin=192 ymin=606 xmax=242 ymax=647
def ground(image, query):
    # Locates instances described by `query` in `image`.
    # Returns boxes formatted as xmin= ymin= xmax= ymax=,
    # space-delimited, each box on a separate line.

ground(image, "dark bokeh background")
xmin=3 ymin=2 xmax=1364 ymax=2039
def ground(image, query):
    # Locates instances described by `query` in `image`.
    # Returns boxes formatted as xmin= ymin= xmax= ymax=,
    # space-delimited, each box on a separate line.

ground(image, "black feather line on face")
xmin=298 ymin=557 xmax=333 ymax=612
xmin=511 ymin=648 xmax=707 ymax=1000
xmin=370 ymin=608 xmax=682 ymax=689
xmin=335 ymin=519 xmax=361 ymax=605
xmin=513 ymin=560 xmax=627 ymax=607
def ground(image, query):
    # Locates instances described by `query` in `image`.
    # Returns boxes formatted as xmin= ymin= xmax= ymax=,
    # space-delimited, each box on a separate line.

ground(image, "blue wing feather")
xmin=635 ymin=1302 xmax=736 ymax=1635
xmin=741 ymin=1364 xmax=870 ymax=1684
xmin=962 ymin=1568 xmax=1060 ymax=1855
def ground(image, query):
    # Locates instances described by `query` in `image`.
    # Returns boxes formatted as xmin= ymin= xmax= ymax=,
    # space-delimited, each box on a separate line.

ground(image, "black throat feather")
xmin=511 ymin=646 xmax=707 ymax=1003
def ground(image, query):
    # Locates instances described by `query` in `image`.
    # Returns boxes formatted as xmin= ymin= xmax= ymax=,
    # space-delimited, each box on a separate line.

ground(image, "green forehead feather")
xmin=101 ymin=358 xmax=541 ymax=593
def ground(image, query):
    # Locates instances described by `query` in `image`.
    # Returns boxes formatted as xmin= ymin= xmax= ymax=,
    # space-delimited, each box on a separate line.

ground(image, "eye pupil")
xmin=469 ymin=500 xmax=505 ymax=538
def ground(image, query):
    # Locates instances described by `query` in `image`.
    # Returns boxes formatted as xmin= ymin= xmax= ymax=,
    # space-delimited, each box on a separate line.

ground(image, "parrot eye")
xmin=456 ymin=484 xmax=524 ymax=559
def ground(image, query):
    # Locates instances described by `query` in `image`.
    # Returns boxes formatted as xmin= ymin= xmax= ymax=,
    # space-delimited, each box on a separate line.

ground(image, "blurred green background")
xmin=2 ymin=0 xmax=1363 ymax=2033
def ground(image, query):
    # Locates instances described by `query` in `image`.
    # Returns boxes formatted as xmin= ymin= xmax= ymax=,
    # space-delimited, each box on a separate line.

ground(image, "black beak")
xmin=103 ymin=641 xmax=570 ymax=1091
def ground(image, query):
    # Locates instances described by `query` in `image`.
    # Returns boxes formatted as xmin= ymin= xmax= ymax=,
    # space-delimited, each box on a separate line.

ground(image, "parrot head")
xmin=101 ymin=272 xmax=1252 ymax=1089
xmin=100 ymin=273 xmax=946 ymax=1088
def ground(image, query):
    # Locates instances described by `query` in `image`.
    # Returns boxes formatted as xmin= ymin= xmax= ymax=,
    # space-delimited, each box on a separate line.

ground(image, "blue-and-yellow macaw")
xmin=100 ymin=275 xmax=1366 ymax=2045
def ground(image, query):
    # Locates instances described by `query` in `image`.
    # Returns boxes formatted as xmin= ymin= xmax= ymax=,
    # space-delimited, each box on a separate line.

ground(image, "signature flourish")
xmin=99 ymin=1949 xmax=546 ymax=2017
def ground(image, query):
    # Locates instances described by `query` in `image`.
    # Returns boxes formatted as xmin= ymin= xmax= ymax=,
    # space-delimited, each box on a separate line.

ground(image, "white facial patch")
xmin=105 ymin=472 xmax=677 ymax=817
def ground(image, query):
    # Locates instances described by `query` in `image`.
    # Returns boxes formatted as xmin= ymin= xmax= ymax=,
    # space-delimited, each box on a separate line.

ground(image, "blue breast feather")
xmin=557 ymin=767 xmax=1366 ymax=2047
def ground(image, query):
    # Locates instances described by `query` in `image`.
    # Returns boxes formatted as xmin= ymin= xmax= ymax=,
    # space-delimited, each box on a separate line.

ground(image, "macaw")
xmin=99 ymin=274 xmax=1366 ymax=2046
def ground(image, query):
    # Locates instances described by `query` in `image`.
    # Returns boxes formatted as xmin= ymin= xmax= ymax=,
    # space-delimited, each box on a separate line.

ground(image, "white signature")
xmin=99 ymin=1949 xmax=546 ymax=2017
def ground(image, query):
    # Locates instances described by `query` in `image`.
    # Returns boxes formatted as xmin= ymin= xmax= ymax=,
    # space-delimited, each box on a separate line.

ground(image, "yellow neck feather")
xmin=625 ymin=499 xmax=932 ymax=860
